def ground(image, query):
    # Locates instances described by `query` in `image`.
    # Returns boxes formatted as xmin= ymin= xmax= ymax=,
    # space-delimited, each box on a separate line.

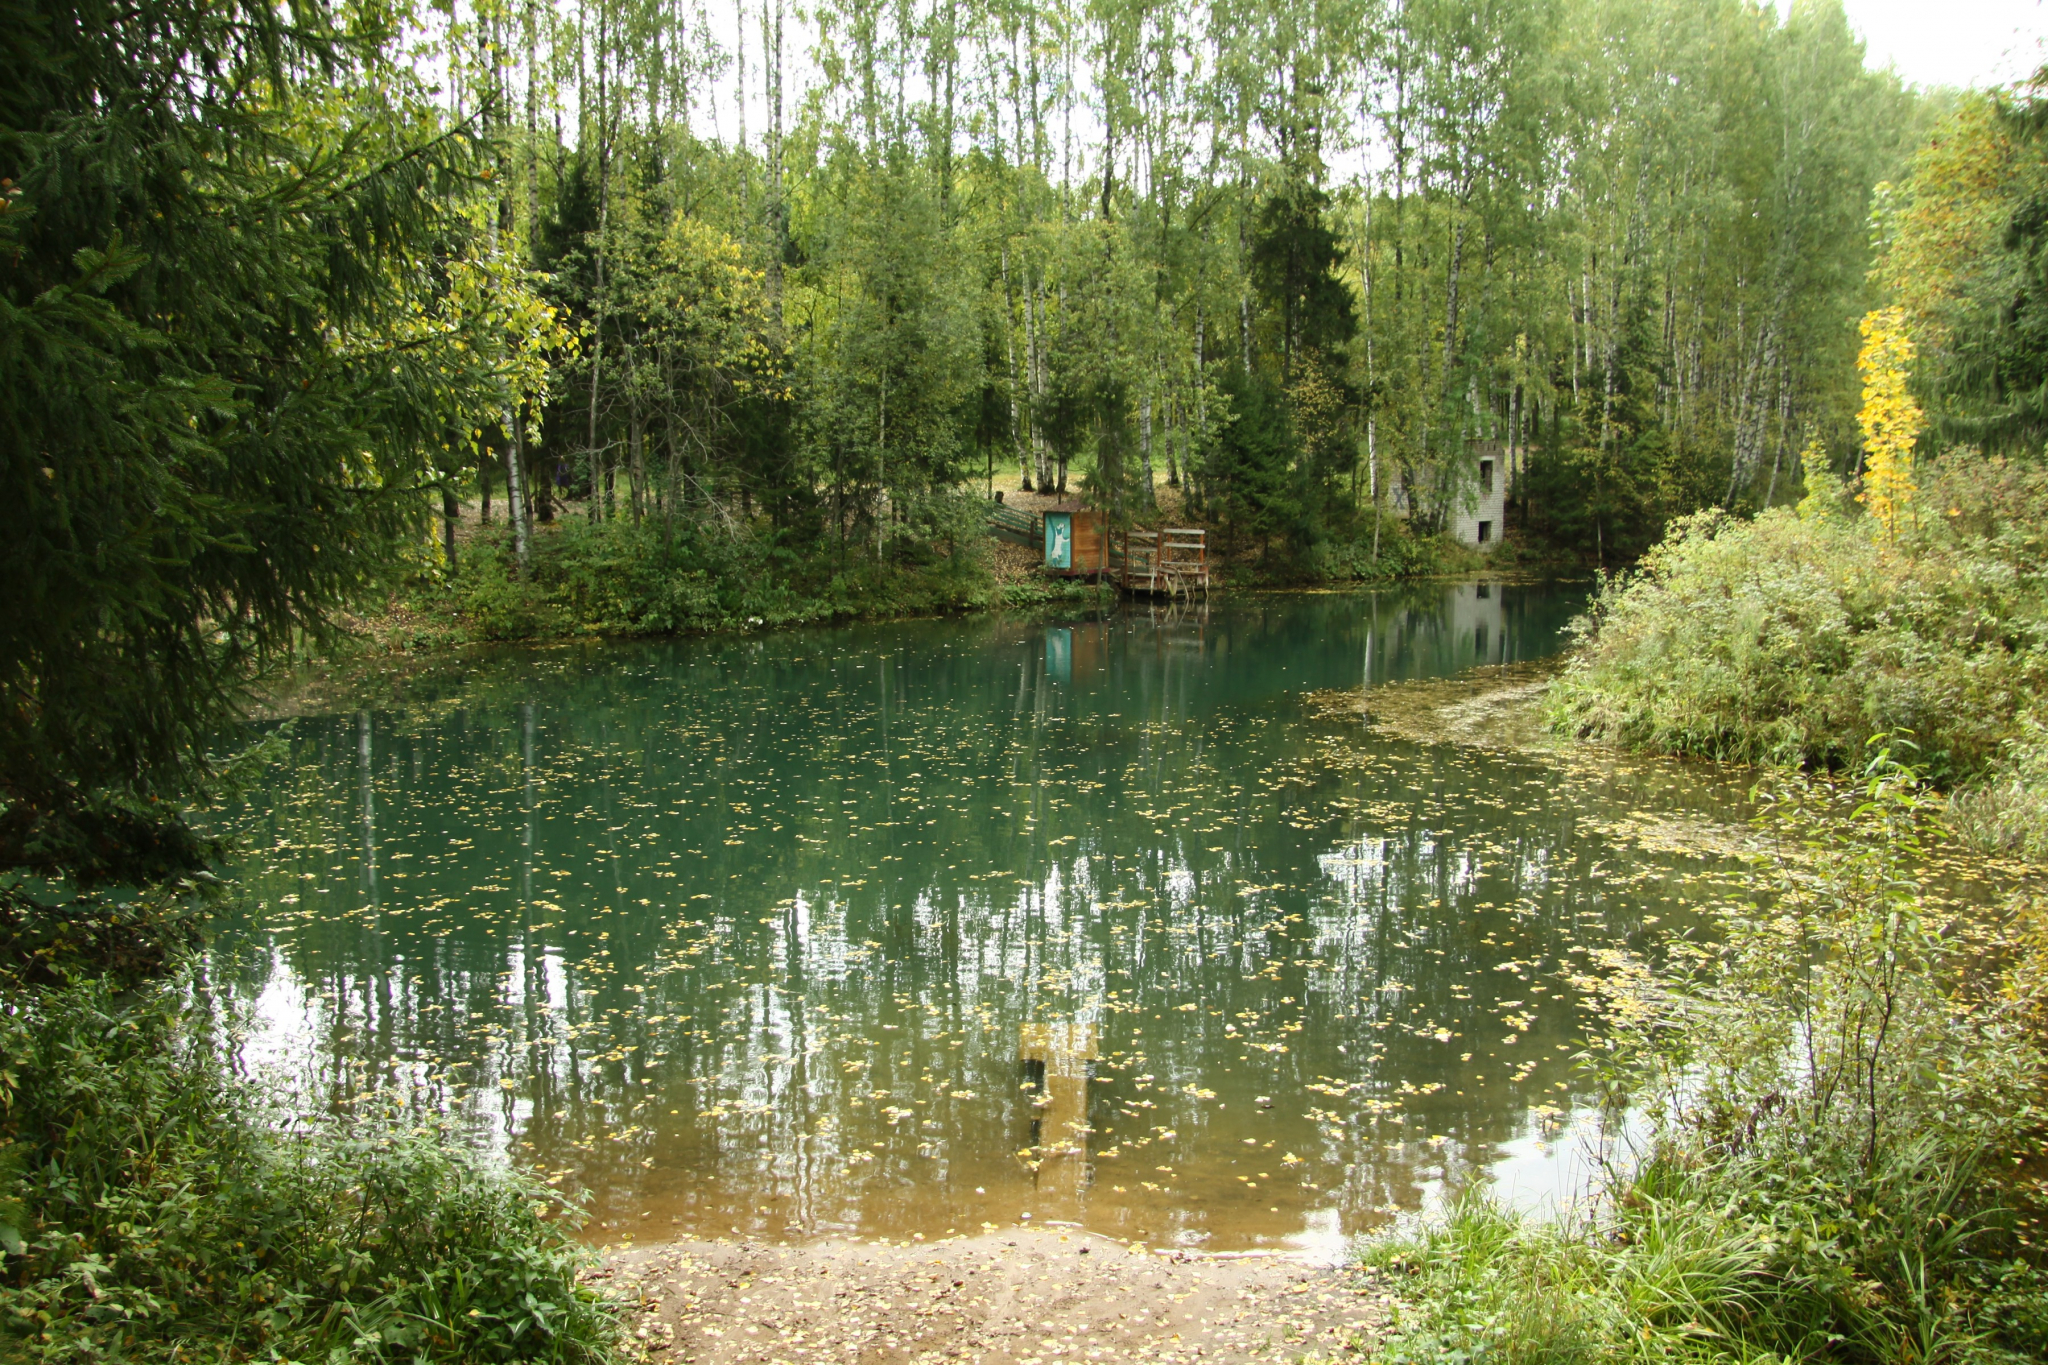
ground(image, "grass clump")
xmin=1548 ymin=456 xmax=2048 ymax=854
xmin=0 ymin=976 xmax=616 ymax=1363
xmin=1366 ymin=754 xmax=2048 ymax=1364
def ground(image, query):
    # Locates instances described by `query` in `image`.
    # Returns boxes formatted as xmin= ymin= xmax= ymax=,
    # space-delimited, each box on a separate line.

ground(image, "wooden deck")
xmin=1117 ymin=526 xmax=1210 ymax=598
xmin=985 ymin=498 xmax=1209 ymax=596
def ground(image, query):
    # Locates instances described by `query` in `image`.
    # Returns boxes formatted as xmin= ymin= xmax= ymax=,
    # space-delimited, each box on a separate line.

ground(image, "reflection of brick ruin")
xmin=1018 ymin=1021 xmax=1098 ymax=1202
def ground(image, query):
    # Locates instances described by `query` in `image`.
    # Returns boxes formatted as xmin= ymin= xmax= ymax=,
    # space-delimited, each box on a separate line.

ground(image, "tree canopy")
xmin=415 ymin=0 xmax=1921 ymax=575
xmin=0 ymin=0 xmax=559 ymax=889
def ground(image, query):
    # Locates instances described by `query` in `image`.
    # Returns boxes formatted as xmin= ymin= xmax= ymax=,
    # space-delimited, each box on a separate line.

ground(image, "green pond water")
xmin=211 ymin=583 xmax=1762 ymax=1254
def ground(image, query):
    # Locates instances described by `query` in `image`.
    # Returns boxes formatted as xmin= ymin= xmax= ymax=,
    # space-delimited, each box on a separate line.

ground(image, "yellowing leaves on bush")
xmin=1855 ymin=307 xmax=1923 ymax=538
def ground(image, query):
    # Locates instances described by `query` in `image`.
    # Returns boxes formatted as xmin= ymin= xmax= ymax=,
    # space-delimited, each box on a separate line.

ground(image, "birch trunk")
xmin=505 ymin=415 xmax=530 ymax=567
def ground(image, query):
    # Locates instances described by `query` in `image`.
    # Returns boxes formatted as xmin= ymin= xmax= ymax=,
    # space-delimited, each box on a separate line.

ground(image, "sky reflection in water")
xmin=210 ymin=584 xmax=1755 ymax=1252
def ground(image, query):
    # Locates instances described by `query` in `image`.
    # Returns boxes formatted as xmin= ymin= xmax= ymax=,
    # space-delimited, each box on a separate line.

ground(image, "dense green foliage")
xmin=1550 ymin=57 xmax=2048 ymax=829
xmin=0 ymin=0 xmax=555 ymax=890
xmin=1548 ymin=456 xmax=2048 ymax=777
xmin=1549 ymin=454 xmax=2048 ymax=855
xmin=0 ymin=979 xmax=615 ymax=1363
xmin=1365 ymin=762 xmax=2048 ymax=1365
xmin=1879 ymin=80 xmax=2048 ymax=454
xmin=439 ymin=492 xmax=1005 ymax=639
xmin=0 ymin=4 xmax=620 ymax=1361
xmin=423 ymin=0 xmax=1917 ymax=585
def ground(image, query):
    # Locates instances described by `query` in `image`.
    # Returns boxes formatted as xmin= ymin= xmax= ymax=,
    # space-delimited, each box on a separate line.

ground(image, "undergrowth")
xmin=1363 ymin=751 xmax=2048 ymax=1364
xmin=1548 ymin=454 xmax=2048 ymax=856
xmin=406 ymin=491 xmax=1001 ymax=645
xmin=381 ymin=494 xmax=1477 ymax=652
xmin=0 ymin=977 xmax=617 ymax=1363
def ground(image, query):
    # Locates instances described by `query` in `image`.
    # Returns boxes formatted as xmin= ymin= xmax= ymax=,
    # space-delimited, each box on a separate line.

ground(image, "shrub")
xmin=1548 ymin=456 xmax=2048 ymax=842
xmin=0 ymin=979 xmax=617 ymax=1363
xmin=441 ymin=497 xmax=997 ymax=641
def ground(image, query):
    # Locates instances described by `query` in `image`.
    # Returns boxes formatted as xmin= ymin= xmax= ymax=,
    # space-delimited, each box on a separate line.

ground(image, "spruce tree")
xmin=1 ymin=0 xmax=491 ymax=903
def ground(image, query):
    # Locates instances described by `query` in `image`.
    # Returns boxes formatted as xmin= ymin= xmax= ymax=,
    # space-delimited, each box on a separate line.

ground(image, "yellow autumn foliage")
xmin=1855 ymin=307 xmax=1922 ymax=537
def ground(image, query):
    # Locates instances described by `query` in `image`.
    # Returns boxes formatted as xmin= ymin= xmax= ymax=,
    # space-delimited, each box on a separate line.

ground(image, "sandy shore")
xmin=602 ymin=1228 xmax=1395 ymax=1363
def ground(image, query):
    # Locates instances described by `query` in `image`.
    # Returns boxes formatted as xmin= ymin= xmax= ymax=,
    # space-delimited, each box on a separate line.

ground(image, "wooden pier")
xmin=987 ymin=497 xmax=1210 ymax=598
xmin=1118 ymin=526 xmax=1209 ymax=599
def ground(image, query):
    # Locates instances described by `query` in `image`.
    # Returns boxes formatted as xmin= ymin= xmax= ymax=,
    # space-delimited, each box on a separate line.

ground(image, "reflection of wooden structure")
xmin=1119 ymin=527 xmax=1209 ymax=599
xmin=1018 ymin=1021 xmax=1098 ymax=1199
xmin=1043 ymin=620 xmax=1109 ymax=685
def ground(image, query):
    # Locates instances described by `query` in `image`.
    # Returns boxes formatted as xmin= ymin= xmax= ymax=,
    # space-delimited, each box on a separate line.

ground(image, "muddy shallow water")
xmin=207 ymin=583 xmax=1768 ymax=1253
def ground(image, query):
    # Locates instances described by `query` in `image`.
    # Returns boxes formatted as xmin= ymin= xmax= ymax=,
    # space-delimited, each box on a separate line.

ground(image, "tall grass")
xmin=0 ymin=978 xmax=617 ymax=1363
xmin=1363 ymin=756 xmax=2048 ymax=1364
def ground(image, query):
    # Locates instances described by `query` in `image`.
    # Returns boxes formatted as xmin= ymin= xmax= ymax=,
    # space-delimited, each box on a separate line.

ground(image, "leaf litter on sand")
xmin=604 ymin=1228 xmax=1396 ymax=1365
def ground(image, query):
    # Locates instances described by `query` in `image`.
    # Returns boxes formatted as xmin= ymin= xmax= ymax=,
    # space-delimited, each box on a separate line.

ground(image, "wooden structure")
xmin=986 ymin=498 xmax=1039 ymax=546
xmin=1041 ymin=504 xmax=1111 ymax=577
xmin=986 ymin=497 xmax=1208 ymax=595
xmin=1018 ymin=1021 xmax=1098 ymax=1198
xmin=1118 ymin=526 xmax=1209 ymax=599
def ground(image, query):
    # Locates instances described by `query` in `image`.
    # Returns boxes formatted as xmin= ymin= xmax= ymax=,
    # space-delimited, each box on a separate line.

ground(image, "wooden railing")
xmin=1120 ymin=527 xmax=1209 ymax=598
xmin=986 ymin=500 xmax=1040 ymax=545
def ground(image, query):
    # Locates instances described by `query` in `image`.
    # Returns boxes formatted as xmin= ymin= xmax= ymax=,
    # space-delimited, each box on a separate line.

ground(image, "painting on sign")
xmin=1043 ymin=512 xmax=1072 ymax=569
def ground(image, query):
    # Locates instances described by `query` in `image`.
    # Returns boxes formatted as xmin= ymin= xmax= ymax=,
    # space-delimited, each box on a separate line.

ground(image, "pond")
xmin=210 ymin=583 xmax=1762 ymax=1255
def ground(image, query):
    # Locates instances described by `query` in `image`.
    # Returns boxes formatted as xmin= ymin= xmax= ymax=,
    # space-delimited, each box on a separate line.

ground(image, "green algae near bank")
xmin=205 ymin=584 xmax=1762 ymax=1253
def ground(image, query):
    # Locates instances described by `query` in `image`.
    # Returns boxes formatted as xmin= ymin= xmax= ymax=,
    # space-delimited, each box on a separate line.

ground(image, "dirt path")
xmin=603 ymin=1229 xmax=1395 ymax=1364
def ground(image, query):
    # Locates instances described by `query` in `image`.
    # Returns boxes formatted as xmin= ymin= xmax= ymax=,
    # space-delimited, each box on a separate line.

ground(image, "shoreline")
xmin=601 ymin=1227 xmax=1393 ymax=1364
xmin=269 ymin=569 xmax=1585 ymax=719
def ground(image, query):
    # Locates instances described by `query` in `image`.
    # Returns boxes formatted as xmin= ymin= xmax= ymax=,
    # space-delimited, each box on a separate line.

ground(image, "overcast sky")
xmin=606 ymin=0 xmax=2048 ymax=164
xmin=1818 ymin=0 xmax=2046 ymax=89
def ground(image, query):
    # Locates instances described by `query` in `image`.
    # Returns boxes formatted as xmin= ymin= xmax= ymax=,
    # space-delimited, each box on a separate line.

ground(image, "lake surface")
xmin=210 ymin=583 xmax=1760 ymax=1254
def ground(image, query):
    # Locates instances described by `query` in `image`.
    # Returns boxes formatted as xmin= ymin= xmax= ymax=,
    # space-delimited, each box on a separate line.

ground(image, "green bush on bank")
xmin=405 ymin=497 xmax=1479 ymax=646
xmin=1366 ymin=757 xmax=2048 ymax=1364
xmin=1547 ymin=456 xmax=2048 ymax=852
xmin=438 ymin=493 xmax=998 ymax=641
xmin=0 ymin=977 xmax=616 ymax=1363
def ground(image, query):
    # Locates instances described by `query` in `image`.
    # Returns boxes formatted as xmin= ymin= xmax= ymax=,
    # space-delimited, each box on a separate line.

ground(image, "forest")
xmin=400 ymin=0 xmax=1921 ymax=598
xmin=12 ymin=0 xmax=2048 ymax=1360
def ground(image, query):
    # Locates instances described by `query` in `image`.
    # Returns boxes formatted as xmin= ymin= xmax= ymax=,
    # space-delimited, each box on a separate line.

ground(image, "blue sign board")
xmin=1043 ymin=512 xmax=1072 ymax=569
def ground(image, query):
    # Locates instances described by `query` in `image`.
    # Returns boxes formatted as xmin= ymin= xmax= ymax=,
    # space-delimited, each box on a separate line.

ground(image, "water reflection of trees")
xmin=207 ymin=585 xmax=1753 ymax=1247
